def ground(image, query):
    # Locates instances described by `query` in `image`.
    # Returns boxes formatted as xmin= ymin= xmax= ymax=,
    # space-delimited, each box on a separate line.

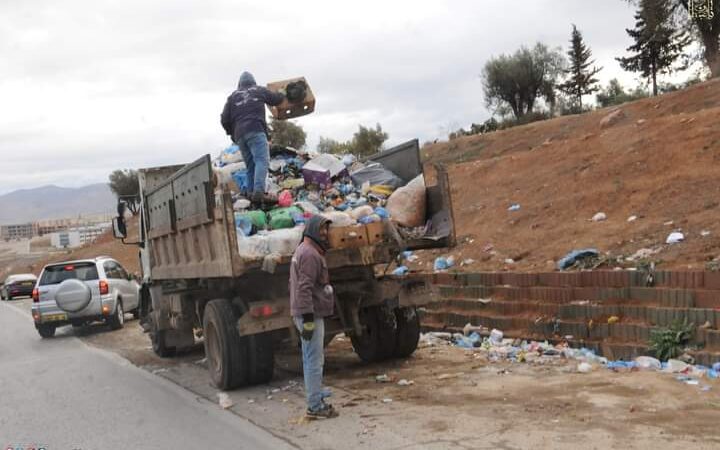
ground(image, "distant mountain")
xmin=0 ymin=184 xmax=116 ymax=224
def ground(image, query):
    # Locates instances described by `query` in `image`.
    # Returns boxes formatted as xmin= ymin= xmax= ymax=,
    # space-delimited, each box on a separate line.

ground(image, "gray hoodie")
xmin=289 ymin=216 xmax=334 ymax=317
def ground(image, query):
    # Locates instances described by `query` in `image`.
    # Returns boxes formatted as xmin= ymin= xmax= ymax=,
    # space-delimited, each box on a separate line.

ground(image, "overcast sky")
xmin=0 ymin=0 xmax=678 ymax=195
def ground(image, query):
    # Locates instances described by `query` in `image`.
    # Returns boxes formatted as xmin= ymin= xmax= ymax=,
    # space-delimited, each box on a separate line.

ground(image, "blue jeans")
xmin=236 ymin=131 xmax=269 ymax=195
xmin=293 ymin=316 xmax=325 ymax=412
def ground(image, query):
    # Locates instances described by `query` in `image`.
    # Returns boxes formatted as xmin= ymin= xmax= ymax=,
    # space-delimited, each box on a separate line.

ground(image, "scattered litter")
xmin=267 ymin=395 xmax=273 ymax=400
xmin=504 ymin=258 xmax=515 ymax=265
xmin=591 ymin=212 xmax=607 ymax=222
xmin=627 ymin=247 xmax=659 ymax=261
xmin=701 ymin=230 xmax=711 ymax=237
xmin=607 ymin=316 xmax=620 ymax=324
xmin=375 ymin=374 xmax=391 ymax=383
xmin=627 ymin=215 xmax=638 ymax=222
xmin=665 ymin=359 xmax=691 ymax=373
xmin=434 ymin=257 xmax=454 ymax=271
xmin=382 ymin=398 xmax=393 ymax=404
xmin=557 ymin=248 xmax=599 ymax=270
xmin=271 ymin=388 xmax=280 ymax=394
xmin=392 ymin=266 xmax=409 ymax=276
xmin=461 ymin=258 xmax=476 ymax=266
xmin=666 ymin=232 xmax=685 ymax=244
xmin=248 ymin=399 xmax=255 ymax=404
xmin=577 ymin=362 xmax=593 ymax=373
xmin=437 ymin=372 xmax=465 ymax=380
xmin=463 ymin=323 xmax=486 ymax=336
xmin=194 ymin=357 xmax=207 ymax=365
xmin=664 ymin=220 xmax=675 ymax=226
xmin=635 ymin=356 xmax=662 ymax=371
xmin=218 ymin=393 xmax=234 ymax=409
xmin=483 ymin=243 xmax=494 ymax=252
xmin=152 ymin=368 xmax=169 ymax=375
xmin=508 ymin=204 xmax=521 ymax=212
xmin=397 ymin=379 xmax=414 ymax=386
xmin=489 ymin=329 xmax=504 ymax=345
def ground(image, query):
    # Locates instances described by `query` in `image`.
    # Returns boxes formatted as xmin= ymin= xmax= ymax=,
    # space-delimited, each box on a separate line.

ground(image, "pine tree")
xmin=559 ymin=25 xmax=602 ymax=110
xmin=617 ymin=0 xmax=692 ymax=96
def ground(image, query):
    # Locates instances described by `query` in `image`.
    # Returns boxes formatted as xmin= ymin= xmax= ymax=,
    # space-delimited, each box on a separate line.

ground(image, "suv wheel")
xmin=38 ymin=324 xmax=56 ymax=338
xmin=107 ymin=300 xmax=125 ymax=330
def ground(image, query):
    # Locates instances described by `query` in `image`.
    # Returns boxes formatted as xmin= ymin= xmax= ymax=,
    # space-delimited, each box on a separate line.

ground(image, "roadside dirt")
xmin=9 ymin=297 xmax=715 ymax=450
xmin=416 ymin=78 xmax=720 ymax=273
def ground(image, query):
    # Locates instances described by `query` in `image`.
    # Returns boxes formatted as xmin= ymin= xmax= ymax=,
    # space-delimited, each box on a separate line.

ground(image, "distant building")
xmin=1 ymin=223 xmax=34 ymax=241
xmin=50 ymin=224 xmax=110 ymax=249
xmin=33 ymin=214 xmax=114 ymax=236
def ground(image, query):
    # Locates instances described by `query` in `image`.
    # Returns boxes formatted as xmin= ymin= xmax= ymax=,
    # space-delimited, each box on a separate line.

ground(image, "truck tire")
xmin=37 ymin=324 xmax=56 ymax=338
xmin=350 ymin=306 xmax=396 ymax=363
xmin=203 ymin=299 xmax=248 ymax=390
xmin=150 ymin=316 xmax=177 ymax=358
xmin=393 ymin=307 xmax=420 ymax=358
xmin=247 ymin=332 xmax=274 ymax=384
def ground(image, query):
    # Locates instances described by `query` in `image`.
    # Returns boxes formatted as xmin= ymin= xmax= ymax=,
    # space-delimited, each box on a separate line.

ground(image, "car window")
xmin=115 ymin=263 xmax=129 ymax=280
xmin=39 ymin=263 xmax=99 ymax=285
xmin=103 ymin=261 xmax=123 ymax=279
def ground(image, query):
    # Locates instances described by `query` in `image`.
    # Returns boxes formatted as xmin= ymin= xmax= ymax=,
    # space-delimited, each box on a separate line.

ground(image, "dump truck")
xmin=112 ymin=139 xmax=455 ymax=390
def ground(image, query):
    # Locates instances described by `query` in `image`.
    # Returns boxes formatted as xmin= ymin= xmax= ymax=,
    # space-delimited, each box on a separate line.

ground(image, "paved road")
xmin=0 ymin=300 xmax=296 ymax=450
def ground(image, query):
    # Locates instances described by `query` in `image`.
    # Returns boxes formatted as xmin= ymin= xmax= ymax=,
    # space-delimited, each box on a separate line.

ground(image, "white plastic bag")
xmin=267 ymin=227 xmax=304 ymax=256
xmin=237 ymin=233 xmax=269 ymax=258
xmin=322 ymin=211 xmax=356 ymax=228
xmin=214 ymin=162 xmax=246 ymax=186
xmin=386 ymin=174 xmax=426 ymax=227
xmin=350 ymin=205 xmax=374 ymax=221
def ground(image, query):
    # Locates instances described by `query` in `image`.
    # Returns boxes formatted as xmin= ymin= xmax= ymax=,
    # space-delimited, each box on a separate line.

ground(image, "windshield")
xmin=39 ymin=263 xmax=99 ymax=285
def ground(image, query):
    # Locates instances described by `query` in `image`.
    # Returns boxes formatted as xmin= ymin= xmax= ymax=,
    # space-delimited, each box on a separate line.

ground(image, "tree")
xmin=318 ymin=124 xmax=389 ymax=158
xmin=628 ymin=0 xmax=720 ymax=77
xmin=559 ymin=25 xmax=602 ymax=109
xmin=317 ymin=137 xmax=351 ymax=154
xmin=481 ymin=43 xmax=566 ymax=120
xmin=350 ymin=124 xmax=388 ymax=158
xmin=269 ymin=117 xmax=306 ymax=149
xmin=617 ymin=0 xmax=692 ymax=95
xmin=595 ymin=78 xmax=649 ymax=107
xmin=108 ymin=169 xmax=140 ymax=215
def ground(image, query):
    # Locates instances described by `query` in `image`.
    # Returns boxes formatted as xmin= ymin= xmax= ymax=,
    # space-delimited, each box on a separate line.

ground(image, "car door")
xmin=114 ymin=262 xmax=139 ymax=310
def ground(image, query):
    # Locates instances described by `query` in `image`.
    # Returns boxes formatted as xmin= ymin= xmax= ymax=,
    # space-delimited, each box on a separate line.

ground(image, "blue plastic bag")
xmin=231 ymin=170 xmax=250 ymax=193
xmin=234 ymin=214 xmax=254 ymax=236
xmin=392 ymin=266 xmax=409 ymax=276
xmin=375 ymin=207 xmax=389 ymax=219
xmin=557 ymin=248 xmax=599 ymax=270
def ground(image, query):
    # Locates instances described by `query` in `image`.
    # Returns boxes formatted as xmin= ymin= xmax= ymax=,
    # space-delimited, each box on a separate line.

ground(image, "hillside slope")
xmin=422 ymin=78 xmax=720 ymax=272
xmin=0 ymin=184 xmax=115 ymax=224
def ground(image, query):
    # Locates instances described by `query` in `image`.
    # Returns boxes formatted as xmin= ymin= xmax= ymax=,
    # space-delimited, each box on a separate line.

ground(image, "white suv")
xmin=32 ymin=257 xmax=140 ymax=338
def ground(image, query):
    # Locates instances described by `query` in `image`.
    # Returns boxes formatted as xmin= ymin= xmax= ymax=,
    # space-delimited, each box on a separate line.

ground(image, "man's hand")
xmin=301 ymin=313 xmax=315 ymax=341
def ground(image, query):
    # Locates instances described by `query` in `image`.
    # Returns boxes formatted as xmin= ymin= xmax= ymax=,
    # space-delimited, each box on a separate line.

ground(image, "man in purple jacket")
xmin=221 ymin=71 xmax=285 ymax=207
xmin=289 ymin=215 xmax=338 ymax=419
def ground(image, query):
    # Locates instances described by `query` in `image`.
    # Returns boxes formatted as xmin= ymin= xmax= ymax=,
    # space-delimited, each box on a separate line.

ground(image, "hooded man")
xmin=221 ymin=71 xmax=285 ymax=206
xmin=289 ymin=215 xmax=338 ymax=419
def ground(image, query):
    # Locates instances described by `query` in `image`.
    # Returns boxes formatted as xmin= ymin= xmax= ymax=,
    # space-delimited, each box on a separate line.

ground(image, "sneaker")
xmin=306 ymin=403 xmax=338 ymax=419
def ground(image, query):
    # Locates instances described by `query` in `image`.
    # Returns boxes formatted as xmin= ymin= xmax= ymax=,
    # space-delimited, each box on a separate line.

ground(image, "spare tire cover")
xmin=55 ymin=279 xmax=93 ymax=313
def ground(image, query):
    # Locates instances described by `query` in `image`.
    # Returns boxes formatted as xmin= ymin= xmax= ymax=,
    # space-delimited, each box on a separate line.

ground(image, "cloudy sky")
xmin=0 ymin=0 xmax=679 ymax=194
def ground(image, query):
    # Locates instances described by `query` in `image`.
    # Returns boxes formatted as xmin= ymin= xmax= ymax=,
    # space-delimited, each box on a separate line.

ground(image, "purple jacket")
xmin=289 ymin=241 xmax=334 ymax=318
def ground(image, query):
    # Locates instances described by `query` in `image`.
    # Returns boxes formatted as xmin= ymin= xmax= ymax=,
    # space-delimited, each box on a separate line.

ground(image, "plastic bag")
xmin=214 ymin=162 xmax=246 ymax=186
xmin=237 ymin=210 xmax=267 ymax=229
xmin=267 ymin=227 xmax=304 ymax=256
xmin=635 ymin=356 xmax=662 ymax=371
xmin=220 ymin=144 xmax=243 ymax=165
xmin=385 ymin=175 xmax=426 ymax=228
xmin=295 ymin=201 xmax=320 ymax=215
xmin=350 ymin=163 xmax=404 ymax=189
xmin=269 ymin=207 xmax=303 ymax=230
xmin=350 ymin=205 xmax=374 ymax=221
xmin=237 ymin=233 xmax=269 ymax=258
xmin=278 ymin=190 xmax=293 ymax=207
xmin=234 ymin=213 xmax=254 ymax=236
xmin=321 ymin=211 xmax=355 ymax=228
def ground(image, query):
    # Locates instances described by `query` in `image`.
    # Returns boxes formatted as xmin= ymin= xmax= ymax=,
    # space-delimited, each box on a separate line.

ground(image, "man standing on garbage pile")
xmin=221 ymin=71 xmax=285 ymax=207
xmin=289 ymin=215 xmax=338 ymax=419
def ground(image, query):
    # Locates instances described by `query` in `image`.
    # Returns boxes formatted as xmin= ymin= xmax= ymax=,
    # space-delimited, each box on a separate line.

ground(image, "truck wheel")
xmin=150 ymin=316 xmax=177 ymax=358
xmin=350 ymin=306 xmax=396 ymax=363
xmin=247 ymin=332 xmax=274 ymax=384
xmin=37 ymin=324 xmax=56 ymax=338
xmin=203 ymin=299 xmax=248 ymax=390
xmin=393 ymin=307 xmax=420 ymax=358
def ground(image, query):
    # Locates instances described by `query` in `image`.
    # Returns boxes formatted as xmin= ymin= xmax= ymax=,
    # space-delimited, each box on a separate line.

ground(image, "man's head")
xmin=238 ymin=71 xmax=257 ymax=88
xmin=303 ymin=215 xmax=331 ymax=252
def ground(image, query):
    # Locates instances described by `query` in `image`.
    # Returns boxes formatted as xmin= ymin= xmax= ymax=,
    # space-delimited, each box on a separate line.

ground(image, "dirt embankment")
xmin=420 ymin=78 xmax=720 ymax=272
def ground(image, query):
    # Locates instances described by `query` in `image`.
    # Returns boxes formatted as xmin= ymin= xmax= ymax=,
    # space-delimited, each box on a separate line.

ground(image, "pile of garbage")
xmin=212 ymin=144 xmax=427 ymax=259
xmin=423 ymin=325 xmax=720 ymax=389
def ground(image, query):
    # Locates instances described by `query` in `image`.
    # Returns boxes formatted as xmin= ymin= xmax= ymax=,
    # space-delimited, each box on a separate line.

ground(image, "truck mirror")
xmin=113 ymin=217 xmax=127 ymax=239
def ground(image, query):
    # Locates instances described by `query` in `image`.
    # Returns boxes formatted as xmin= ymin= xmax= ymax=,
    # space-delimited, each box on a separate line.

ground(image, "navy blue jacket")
xmin=221 ymin=82 xmax=285 ymax=143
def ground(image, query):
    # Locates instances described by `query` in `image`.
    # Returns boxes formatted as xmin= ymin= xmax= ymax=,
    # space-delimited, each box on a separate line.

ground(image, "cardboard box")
xmin=328 ymin=225 xmax=368 ymax=249
xmin=365 ymin=221 xmax=386 ymax=245
xmin=267 ymin=77 xmax=316 ymax=120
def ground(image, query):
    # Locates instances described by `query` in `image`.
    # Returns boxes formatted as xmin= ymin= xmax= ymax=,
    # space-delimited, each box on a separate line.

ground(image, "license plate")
xmin=21 ymin=282 xmax=34 ymax=286
xmin=42 ymin=313 xmax=67 ymax=323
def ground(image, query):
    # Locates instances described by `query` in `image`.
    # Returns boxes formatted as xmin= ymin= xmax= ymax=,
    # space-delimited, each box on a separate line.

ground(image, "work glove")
xmin=301 ymin=313 xmax=315 ymax=341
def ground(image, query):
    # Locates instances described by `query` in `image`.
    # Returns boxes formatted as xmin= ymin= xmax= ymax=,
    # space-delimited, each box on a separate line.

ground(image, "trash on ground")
xmin=397 ymin=379 xmax=414 ymax=386
xmin=666 ymin=232 xmax=685 ymax=244
xmin=577 ymin=362 xmax=593 ymax=373
xmin=635 ymin=356 xmax=662 ymax=371
xmin=701 ymin=230 xmax=711 ymax=237
xmin=461 ymin=258 xmax=476 ymax=266
xmin=557 ymin=248 xmax=599 ymax=270
xmin=437 ymin=372 xmax=465 ymax=380
xmin=504 ymin=258 xmax=515 ymax=265
xmin=591 ymin=212 xmax=607 ymax=222
xmin=627 ymin=215 xmax=638 ymax=222
xmin=607 ymin=316 xmax=620 ymax=324
xmin=375 ymin=374 xmax=391 ymax=383
xmin=434 ymin=256 xmax=454 ymax=272
xmin=218 ymin=393 xmax=234 ymax=409
xmin=382 ymin=398 xmax=393 ymax=403
xmin=508 ymin=204 xmax=521 ymax=212
xmin=392 ymin=266 xmax=409 ymax=276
